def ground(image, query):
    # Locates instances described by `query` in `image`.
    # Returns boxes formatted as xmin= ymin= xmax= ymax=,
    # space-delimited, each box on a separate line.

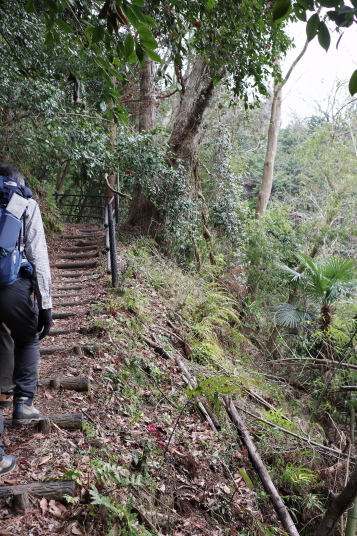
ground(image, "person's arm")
xmin=23 ymin=199 xmax=52 ymax=310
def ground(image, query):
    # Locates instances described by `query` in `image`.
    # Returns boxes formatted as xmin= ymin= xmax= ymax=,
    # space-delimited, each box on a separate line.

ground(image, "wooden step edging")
xmin=48 ymin=329 xmax=79 ymax=336
xmin=62 ymin=246 xmax=99 ymax=252
xmin=52 ymin=300 xmax=92 ymax=307
xmin=61 ymin=234 xmax=103 ymax=240
xmin=0 ymin=481 xmax=76 ymax=501
xmin=74 ymin=240 xmax=101 ymax=247
xmin=4 ymin=413 xmax=84 ymax=431
xmin=40 ymin=376 xmax=90 ymax=392
xmin=53 ymin=286 xmax=82 ymax=291
xmin=40 ymin=345 xmax=98 ymax=355
xmin=59 ymin=272 xmax=94 ymax=278
xmin=40 ymin=346 xmax=68 ymax=355
xmin=52 ymin=293 xmax=87 ymax=299
xmin=57 ymin=253 xmax=100 ymax=260
xmin=52 ymin=261 xmax=98 ymax=269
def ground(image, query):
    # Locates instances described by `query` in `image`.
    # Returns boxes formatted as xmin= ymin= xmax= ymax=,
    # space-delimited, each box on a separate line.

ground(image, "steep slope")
xmin=0 ymin=225 xmax=347 ymax=536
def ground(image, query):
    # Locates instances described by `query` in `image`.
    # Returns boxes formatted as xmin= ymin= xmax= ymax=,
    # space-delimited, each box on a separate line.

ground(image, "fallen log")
xmin=13 ymin=490 xmax=30 ymax=513
xmin=5 ymin=413 xmax=83 ymax=430
xmin=222 ymin=396 xmax=300 ymax=536
xmin=41 ymin=376 xmax=90 ymax=392
xmin=0 ymin=480 xmax=76 ymax=501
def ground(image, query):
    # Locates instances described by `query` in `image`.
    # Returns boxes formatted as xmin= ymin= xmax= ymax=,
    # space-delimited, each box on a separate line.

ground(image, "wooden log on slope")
xmin=58 ymin=253 xmax=100 ymax=260
xmin=51 ymin=261 xmax=98 ymax=269
xmin=0 ymin=481 xmax=76 ymax=501
xmin=222 ymin=396 xmax=300 ymax=536
xmin=62 ymin=246 xmax=98 ymax=252
xmin=40 ymin=376 xmax=91 ymax=392
xmin=4 ymin=412 xmax=84 ymax=430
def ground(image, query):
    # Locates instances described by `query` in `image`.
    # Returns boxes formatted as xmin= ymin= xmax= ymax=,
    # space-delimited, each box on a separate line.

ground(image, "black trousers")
xmin=0 ymin=322 xmax=15 ymax=392
xmin=0 ymin=278 xmax=40 ymax=458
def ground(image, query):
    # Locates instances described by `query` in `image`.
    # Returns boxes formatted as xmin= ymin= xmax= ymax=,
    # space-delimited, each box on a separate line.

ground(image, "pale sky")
xmin=281 ymin=21 xmax=357 ymax=126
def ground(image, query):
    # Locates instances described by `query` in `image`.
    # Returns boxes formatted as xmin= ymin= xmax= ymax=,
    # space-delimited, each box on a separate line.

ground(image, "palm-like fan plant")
xmin=275 ymin=253 xmax=356 ymax=333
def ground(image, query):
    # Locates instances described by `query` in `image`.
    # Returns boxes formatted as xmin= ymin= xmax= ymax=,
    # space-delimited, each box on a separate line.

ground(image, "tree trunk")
xmin=56 ymin=160 xmax=71 ymax=192
xmin=255 ymin=41 xmax=308 ymax=218
xmin=104 ymin=76 xmax=118 ymax=206
xmin=126 ymin=54 xmax=161 ymax=236
xmin=167 ymin=56 xmax=215 ymax=172
xmin=255 ymin=81 xmax=282 ymax=219
xmin=314 ymin=459 xmax=357 ymax=536
xmin=139 ymin=53 xmax=156 ymax=132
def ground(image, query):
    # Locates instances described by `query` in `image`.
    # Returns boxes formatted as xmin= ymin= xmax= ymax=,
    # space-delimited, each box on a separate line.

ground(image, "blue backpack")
xmin=0 ymin=175 xmax=32 ymax=287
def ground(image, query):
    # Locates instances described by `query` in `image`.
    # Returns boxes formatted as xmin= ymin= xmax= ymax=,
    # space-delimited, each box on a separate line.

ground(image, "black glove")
xmin=37 ymin=309 xmax=52 ymax=340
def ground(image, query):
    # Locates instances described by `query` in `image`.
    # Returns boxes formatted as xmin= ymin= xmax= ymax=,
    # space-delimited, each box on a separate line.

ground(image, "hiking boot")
xmin=12 ymin=397 xmax=41 ymax=427
xmin=0 ymin=391 xmax=13 ymax=408
xmin=0 ymin=455 xmax=16 ymax=477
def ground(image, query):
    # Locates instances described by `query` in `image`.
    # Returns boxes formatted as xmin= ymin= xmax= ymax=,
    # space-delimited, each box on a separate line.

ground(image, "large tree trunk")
xmin=167 ymin=56 xmax=215 ymax=172
xmin=126 ymin=55 xmax=216 ymax=238
xmin=255 ymin=81 xmax=282 ymax=219
xmin=126 ymin=55 xmax=162 ymax=236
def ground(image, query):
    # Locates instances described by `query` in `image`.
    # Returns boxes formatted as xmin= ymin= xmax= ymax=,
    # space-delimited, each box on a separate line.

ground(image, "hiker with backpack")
xmin=0 ymin=163 xmax=52 ymax=477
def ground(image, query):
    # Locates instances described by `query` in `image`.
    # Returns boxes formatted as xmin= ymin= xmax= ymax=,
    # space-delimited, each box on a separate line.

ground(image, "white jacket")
xmin=22 ymin=198 xmax=52 ymax=310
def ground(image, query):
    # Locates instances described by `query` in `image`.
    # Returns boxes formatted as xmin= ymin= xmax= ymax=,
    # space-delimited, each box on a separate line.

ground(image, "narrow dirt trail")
xmin=0 ymin=223 xmax=113 ymax=518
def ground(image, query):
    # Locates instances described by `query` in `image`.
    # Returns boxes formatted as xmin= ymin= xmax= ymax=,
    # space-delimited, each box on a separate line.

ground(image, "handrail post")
xmin=100 ymin=195 xmax=105 ymax=224
xmin=107 ymin=202 xmax=119 ymax=288
xmin=114 ymin=193 xmax=120 ymax=225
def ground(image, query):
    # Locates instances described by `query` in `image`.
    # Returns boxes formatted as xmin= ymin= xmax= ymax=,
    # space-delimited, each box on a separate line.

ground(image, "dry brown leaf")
xmin=49 ymin=499 xmax=67 ymax=519
xmin=71 ymin=523 xmax=84 ymax=535
xmin=39 ymin=453 xmax=53 ymax=465
xmin=40 ymin=497 xmax=48 ymax=515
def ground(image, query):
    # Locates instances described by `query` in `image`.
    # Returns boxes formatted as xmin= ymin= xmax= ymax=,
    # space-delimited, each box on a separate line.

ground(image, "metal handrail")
xmin=54 ymin=191 xmax=120 ymax=288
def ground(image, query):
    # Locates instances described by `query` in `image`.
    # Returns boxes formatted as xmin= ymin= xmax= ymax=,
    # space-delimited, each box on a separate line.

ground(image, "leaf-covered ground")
xmin=0 ymin=224 xmax=349 ymax=536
